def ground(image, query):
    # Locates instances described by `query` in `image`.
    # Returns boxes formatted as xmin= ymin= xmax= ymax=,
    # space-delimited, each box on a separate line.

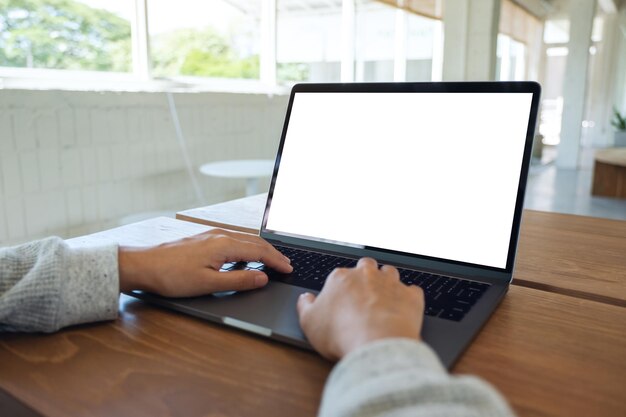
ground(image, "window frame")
xmin=0 ymin=0 xmax=443 ymax=92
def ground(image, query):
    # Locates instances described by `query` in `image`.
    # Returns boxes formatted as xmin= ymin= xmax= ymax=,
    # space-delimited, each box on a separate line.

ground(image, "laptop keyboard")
xmin=220 ymin=245 xmax=490 ymax=322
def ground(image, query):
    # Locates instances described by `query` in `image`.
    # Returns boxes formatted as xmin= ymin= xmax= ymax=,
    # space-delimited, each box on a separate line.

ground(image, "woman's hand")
xmin=297 ymin=257 xmax=424 ymax=361
xmin=118 ymin=229 xmax=292 ymax=297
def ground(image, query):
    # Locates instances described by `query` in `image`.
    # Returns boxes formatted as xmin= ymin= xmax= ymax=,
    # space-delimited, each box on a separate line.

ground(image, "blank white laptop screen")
xmin=265 ymin=92 xmax=533 ymax=269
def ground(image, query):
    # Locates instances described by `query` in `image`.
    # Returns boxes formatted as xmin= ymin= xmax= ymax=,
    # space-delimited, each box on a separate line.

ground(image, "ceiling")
xmin=224 ymin=0 xmax=623 ymax=21
xmin=224 ymin=0 xmax=344 ymax=17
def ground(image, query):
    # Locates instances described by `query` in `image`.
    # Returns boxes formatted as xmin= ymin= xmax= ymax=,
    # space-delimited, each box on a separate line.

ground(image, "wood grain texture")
xmin=1 ymin=287 xmax=625 ymax=417
xmin=176 ymin=193 xmax=267 ymax=234
xmin=592 ymin=160 xmax=626 ymax=198
xmin=176 ymin=196 xmax=626 ymax=306
xmin=0 ymin=389 xmax=41 ymax=417
xmin=455 ymin=286 xmax=626 ymax=417
xmin=592 ymin=148 xmax=626 ymax=197
xmin=0 ymin=295 xmax=331 ymax=417
xmin=515 ymin=210 xmax=626 ymax=306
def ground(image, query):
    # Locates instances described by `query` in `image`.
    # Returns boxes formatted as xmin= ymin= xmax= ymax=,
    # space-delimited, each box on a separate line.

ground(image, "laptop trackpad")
xmin=179 ymin=281 xmax=315 ymax=343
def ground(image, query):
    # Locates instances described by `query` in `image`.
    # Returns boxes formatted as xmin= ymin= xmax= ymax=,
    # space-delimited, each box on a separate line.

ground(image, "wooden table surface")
xmin=176 ymin=193 xmax=268 ymax=234
xmin=515 ymin=210 xmax=626 ymax=306
xmin=177 ymin=194 xmax=626 ymax=307
xmin=1 ymin=286 xmax=624 ymax=417
xmin=1 ymin=204 xmax=625 ymax=417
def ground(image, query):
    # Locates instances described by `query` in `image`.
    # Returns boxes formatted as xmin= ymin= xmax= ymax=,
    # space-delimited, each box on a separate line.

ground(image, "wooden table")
xmin=177 ymin=194 xmax=626 ymax=307
xmin=177 ymin=193 xmax=268 ymax=234
xmin=1 ymin=206 xmax=625 ymax=417
xmin=1 ymin=281 xmax=624 ymax=417
xmin=515 ymin=210 xmax=626 ymax=306
xmin=199 ymin=160 xmax=275 ymax=197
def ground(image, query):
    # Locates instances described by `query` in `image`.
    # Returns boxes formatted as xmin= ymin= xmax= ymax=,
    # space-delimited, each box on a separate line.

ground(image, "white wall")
xmin=0 ymin=89 xmax=289 ymax=246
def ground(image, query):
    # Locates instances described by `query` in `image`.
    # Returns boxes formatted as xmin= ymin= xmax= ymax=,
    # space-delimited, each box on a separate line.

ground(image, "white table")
xmin=199 ymin=159 xmax=275 ymax=196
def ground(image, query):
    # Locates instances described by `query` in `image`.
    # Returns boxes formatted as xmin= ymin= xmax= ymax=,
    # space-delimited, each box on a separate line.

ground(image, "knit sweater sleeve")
xmin=319 ymin=338 xmax=515 ymax=417
xmin=0 ymin=237 xmax=119 ymax=332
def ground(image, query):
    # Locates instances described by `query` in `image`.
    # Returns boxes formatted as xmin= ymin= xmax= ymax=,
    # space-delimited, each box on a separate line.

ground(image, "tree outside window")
xmin=148 ymin=0 xmax=261 ymax=80
xmin=0 ymin=0 xmax=132 ymax=72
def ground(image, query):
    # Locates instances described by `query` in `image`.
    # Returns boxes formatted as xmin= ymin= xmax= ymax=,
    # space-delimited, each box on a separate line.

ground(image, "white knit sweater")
xmin=0 ymin=237 xmax=118 ymax=332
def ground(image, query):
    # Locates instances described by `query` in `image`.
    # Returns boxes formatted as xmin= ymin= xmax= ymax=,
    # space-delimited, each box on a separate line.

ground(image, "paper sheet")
xmin=66 ymin=217 xmax=212 ymax=248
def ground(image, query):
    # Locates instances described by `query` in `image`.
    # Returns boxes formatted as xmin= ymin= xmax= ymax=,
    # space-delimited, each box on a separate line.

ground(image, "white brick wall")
xmin=0 ymin=89 xmax=289 ymax=246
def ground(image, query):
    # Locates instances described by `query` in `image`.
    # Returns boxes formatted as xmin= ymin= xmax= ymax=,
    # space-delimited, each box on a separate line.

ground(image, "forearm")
xmin=0 ymin=237 xmax=120 ymax=332
xmin=320 ymin=338 xmax=514 ymax=417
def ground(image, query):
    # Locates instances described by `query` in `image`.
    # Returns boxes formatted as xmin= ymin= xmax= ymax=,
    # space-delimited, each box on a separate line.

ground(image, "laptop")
xmin=130 ymin=81 xmax=541 ymax=368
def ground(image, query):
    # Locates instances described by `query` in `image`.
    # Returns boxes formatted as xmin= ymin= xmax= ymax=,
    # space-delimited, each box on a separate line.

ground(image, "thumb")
xmin=297 ymin=292 xmax=316 ymax=320
xmin=205 ymin=270 xmax=269 ymax=292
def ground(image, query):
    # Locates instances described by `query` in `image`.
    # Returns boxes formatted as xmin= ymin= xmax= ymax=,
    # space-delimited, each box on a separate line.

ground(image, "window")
xmin=543 ymin=20 xmax=569 ymax=44
xmin=354 ymin=0 xmax=442 ymax=82
xmin=0 ymin=0 xmax=444 ymax=89
xmin=406 ymin=12 xmax=440 ymax=81
xmin=148 ymin=0 xmax=261 ymax=80
xmin=541 ymin=18 xmax=568 ymax=146
xmin=276 ymin=0 xmax=342 ymax=84
xmin=497 ymin=0 xmax=542 ymax=81
xmin=0 ymin=0 xmax=132 ymax=72
xmin=496 ymin=34 xmax=526 ymax=81
xmin=355 ymin=0 xmax=396 ymax=82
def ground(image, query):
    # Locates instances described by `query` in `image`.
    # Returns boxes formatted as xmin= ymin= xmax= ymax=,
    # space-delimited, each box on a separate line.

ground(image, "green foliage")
xmin=151 ymin=27 xmax=259 ymax=79
xmin=181 ymin=49 xmax=259 ymax=79
xmin=0 ymin=0 xmax=131 ymax=71
xmin=611 ymin=107 xmax=626 ymax=131
xmin=277 ymin=62 xmax=310 ymax=82
xmin=0 ymin=0 xmax=261 ymax=79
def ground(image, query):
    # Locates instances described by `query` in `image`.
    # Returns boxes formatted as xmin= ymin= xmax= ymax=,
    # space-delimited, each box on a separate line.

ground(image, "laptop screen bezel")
xmin=260 ymin=82 xmax=541 ymax=281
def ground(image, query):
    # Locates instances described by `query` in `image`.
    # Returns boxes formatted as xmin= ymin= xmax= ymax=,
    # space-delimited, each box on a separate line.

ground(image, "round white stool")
xmin=199 ymin=159 xmax=275 ymax=196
